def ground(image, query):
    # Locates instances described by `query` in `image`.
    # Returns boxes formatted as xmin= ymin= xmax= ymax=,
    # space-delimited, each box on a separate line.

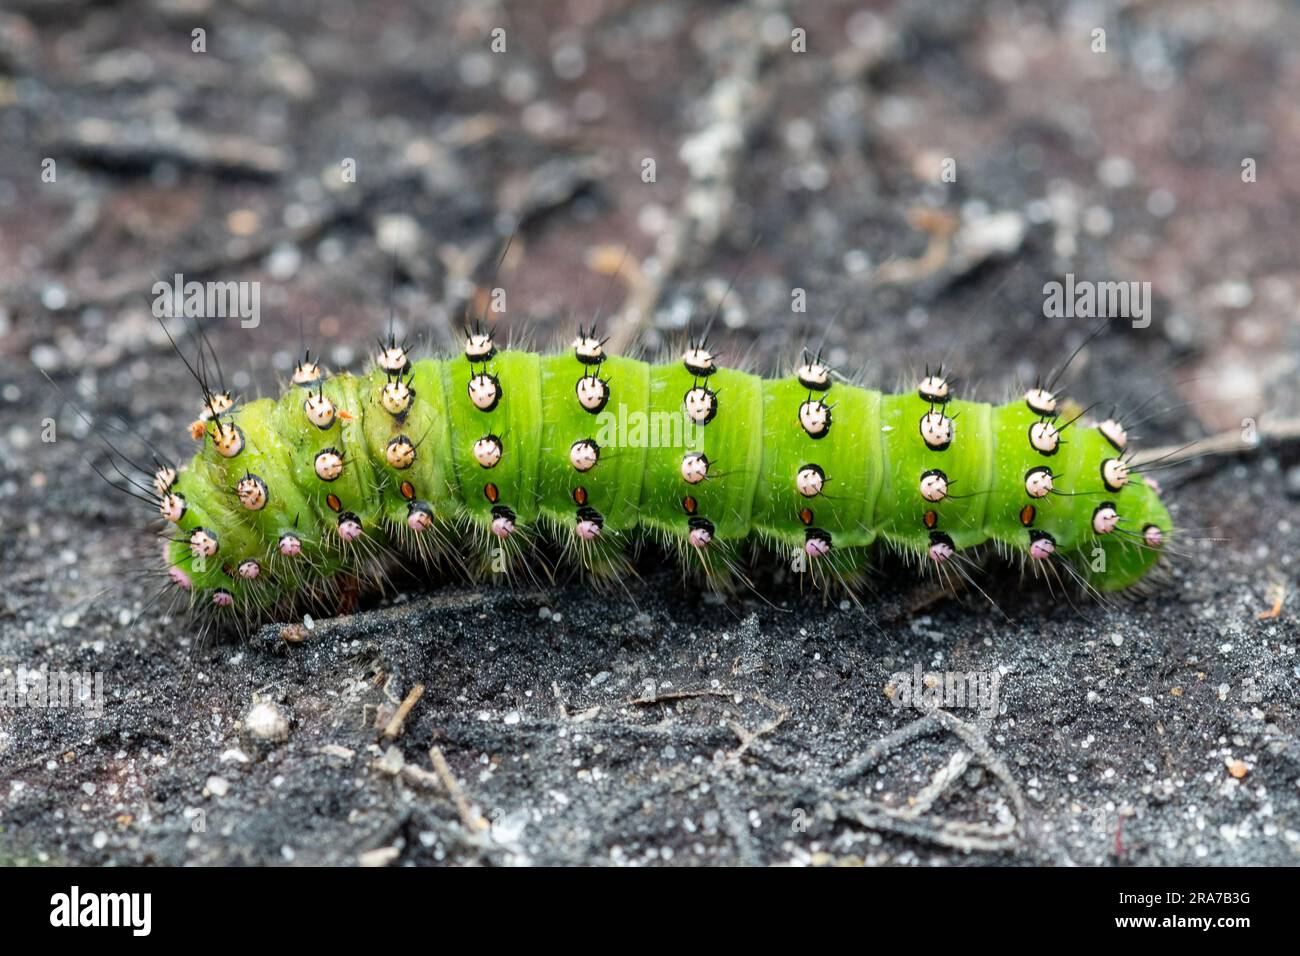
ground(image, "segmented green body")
xmin=159 ymin=344 xmax=1171 ymax=615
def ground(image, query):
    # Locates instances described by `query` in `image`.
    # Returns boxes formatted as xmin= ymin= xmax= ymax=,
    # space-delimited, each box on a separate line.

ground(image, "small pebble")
xmin=244 ymin=700 xmax=290 ymax=742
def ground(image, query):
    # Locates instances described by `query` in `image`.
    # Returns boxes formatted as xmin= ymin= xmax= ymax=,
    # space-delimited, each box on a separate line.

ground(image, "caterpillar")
xmin=133 ymin=306 xmax=1173 ymax=631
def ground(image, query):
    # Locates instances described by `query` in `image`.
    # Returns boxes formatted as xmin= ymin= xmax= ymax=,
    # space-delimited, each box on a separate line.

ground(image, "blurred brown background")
xmin=0 ymin=0 xmax=1297 ymax=868
xmin=3 ymin=0 xmax=1298 ymax=429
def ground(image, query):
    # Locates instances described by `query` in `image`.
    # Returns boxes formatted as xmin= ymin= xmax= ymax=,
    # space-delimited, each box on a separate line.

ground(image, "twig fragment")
xmin=727 ymin=692 xmax=790 ymax=762
xmin=1133 ymin=417 xmax=1300 ymax=468
xmin=429 ymin=745 xmax=489 ymax=833
xmin=382 ymin=683 xmax=425 ymax=741
xmin=1257 ymin=582 xmax=1287 ymax=621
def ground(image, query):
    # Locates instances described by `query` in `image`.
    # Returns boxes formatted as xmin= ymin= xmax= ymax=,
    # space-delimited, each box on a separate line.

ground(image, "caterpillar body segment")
xmin=753 ymin=377 xmax=883 ymax=551
xmin=360 ymin=357 xmax=456 ymax=529
xmin=1087 ymin=476 xmax=1167 ymax=589
xmin=538 ymin=353 xmax=648 ymax=534
xmin=875 ymin=394 xmax=992 ymax=552
xmin=161 ymin=341 xmax=1173 ymax=618
xmin=646 ymin=362 xmax=764 ymax=541
xmin=447 ymin=350 xmax=542 ymax=526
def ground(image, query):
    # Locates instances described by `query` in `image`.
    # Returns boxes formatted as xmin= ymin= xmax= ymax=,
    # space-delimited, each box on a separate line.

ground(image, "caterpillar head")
xmin=1073 ymin=433 xmax=1171 ymax=591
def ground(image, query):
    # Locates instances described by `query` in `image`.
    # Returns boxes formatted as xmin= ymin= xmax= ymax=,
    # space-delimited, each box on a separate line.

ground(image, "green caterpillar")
xmin=153 ymin=325 xmax=1171 ymax=620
